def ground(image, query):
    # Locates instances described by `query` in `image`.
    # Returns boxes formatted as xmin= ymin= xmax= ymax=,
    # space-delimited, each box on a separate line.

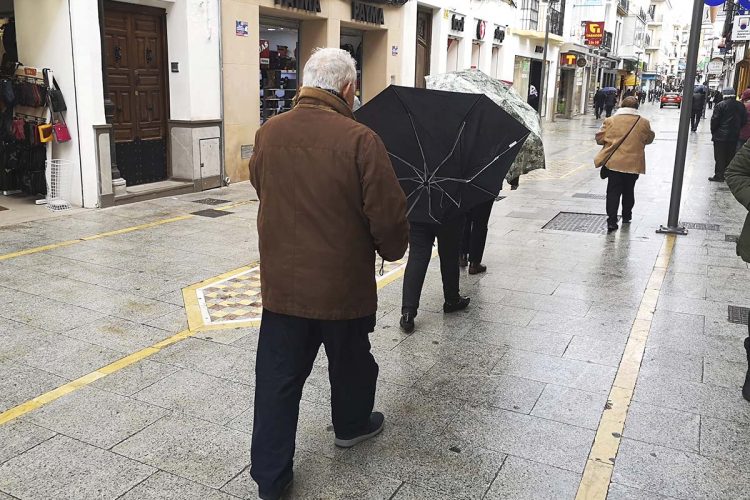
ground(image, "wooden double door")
xmin=103 ymin=1 xmax=169 ymax=186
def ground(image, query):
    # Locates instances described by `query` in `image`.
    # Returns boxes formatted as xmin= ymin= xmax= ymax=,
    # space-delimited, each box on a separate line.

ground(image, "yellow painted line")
xmin=0 ymin=329 xmax=195 ymax=425
xmin=575 ymin=234 xmax=676 ymax=500
xmin=0 ymin=199 xmax=256 ymax=262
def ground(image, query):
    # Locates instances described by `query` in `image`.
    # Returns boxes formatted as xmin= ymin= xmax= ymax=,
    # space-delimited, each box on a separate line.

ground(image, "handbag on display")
xmin=11 ymin=118 xmax=24 ymax=141
xmin=43 ymin=69 xmax=66 ymax=112
xmin=37 ymin=122 xmax=53 ymax=143
xmin=52 ymin=116 xmax=71 ymax=143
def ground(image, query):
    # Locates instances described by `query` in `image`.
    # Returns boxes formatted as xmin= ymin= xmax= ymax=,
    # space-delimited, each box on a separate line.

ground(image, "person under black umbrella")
xmin=460 ymin=199 xmax=493 ymax=274
xmin=356 ymin=86 xmax=529 ymax=333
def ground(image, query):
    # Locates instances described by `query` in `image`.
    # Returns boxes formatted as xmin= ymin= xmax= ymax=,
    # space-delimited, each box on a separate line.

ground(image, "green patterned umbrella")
xmin=426 ymin=70 xmax=545 ymax=181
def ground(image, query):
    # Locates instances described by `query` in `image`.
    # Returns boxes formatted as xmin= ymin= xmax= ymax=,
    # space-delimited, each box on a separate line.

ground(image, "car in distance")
xmin=660 ymin=92 xmax=682 ymax=109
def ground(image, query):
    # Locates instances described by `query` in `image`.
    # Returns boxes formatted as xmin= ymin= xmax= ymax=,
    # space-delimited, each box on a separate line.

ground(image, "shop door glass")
xmin=471 ymin=43 xmax=480 ymax=69
xmin=341 ymin=29 xmax=363 ymax=99
xmin=260 ymin=18 xmax=299 ymax=125
xmin=447 ymin=38 xmax=459 ymax=72
xmin=415 ymin=10 xmax=432 ymax=88
xmin=491 ymin=46 xmax=499 ymax=78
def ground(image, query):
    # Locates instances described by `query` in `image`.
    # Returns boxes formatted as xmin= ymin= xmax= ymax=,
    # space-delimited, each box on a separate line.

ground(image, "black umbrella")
xmin=356 ymin=86 xmax=530 ymax=224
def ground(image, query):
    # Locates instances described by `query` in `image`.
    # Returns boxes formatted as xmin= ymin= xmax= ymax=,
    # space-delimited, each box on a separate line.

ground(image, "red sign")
xmin=259 ymin=40 xmax=270 ymax=66
xmin=584 ymin=21 xmax=605 ymax=46
xmin=560 ymin=53 xmax=577 ymax=66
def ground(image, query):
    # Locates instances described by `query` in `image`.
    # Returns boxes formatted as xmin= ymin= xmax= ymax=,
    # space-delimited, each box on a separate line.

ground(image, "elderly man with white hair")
xmin=248 ymin=48 xmax=409 ymax=499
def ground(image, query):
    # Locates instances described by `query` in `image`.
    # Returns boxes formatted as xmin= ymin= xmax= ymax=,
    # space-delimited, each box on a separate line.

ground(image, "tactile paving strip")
xmin=196 ymin=251 xmax=411 ymax=326
xmin=543 ymin=212 xmax=612 ymax=234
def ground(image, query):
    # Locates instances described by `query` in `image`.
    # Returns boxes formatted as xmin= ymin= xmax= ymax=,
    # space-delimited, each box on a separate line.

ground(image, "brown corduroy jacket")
xmin=594 ymin=107 xmax=655 ymax=174
xmin=250 ymin=87 xmax=409 ymax=320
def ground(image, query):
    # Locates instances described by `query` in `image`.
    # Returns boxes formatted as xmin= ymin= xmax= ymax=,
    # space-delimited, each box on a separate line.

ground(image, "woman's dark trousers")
xmin=402 ymin=217 xmax=462 ymax=315
xmin=606 ymin=170 xmax=639 ymax=225
xmin=461 ymin=200 xmax=493 ymax=264
xmin=251 ymin=310 xmax=378 ymax=498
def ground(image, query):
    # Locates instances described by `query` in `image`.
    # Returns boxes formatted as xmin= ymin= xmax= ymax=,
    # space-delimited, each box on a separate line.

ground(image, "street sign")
xmin=708 ymin=57 xmax=724 ymax=74
xmin=733 ymin=15 xmax=750 ymax=41
xmin=584 ymin=21 xmax=605 ymax=46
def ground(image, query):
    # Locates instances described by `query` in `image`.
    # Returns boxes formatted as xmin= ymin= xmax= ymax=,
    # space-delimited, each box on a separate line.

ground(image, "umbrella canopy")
xmin=356 ymin=85 xmax=530 ymax=225
xmin=602 ymin=87 xmax=618 ymax=93
xmin=425 ymin=70 xmax=544 ymax=181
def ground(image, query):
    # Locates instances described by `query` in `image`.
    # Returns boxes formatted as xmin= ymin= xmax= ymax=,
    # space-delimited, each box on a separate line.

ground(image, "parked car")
xmin=660 ymin=93 xmax=682 ymax=109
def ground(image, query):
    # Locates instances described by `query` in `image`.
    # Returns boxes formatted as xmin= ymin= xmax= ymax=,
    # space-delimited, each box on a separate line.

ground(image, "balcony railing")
xmin=549 ymin=8 xmax=563 ymax=36
xmin=603 ymin=31 xmax=614 ymax=50
xmin=617 ymin=0 xmax=629 ymax=15
xmin=637 ymin=8 xmax=647 ymax=23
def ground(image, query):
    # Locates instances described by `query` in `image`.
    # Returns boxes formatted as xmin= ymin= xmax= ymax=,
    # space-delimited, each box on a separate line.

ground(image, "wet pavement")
xmin=1 ymin=104 xmax=749 ymax=499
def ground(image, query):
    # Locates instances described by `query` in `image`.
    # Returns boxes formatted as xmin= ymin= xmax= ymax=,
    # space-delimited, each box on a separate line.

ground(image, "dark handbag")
xmin=0 ymin=78 xmax=14 ymax=105
xmin=43 ymin=69 xmax=66 ymax=112
xmin=598 ymin=115 xmax=641 ymax=179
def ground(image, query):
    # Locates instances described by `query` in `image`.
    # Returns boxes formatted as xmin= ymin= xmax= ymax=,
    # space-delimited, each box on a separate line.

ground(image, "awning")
xmin=561 ymin=42 xmax=589 ymax=55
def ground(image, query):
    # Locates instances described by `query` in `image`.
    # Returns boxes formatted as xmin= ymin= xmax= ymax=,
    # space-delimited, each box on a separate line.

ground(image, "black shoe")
xmin=334 ymin=412 xmax=385 ymax=448
xmin=258 ymin=473 xmax=293 ymax=500
xmin=444 ymin=296 xmax=470 ymax=313
xmin=622 ymin=217 xmax=632 ymax=224
xmin=708 ymin=176 xmax=725 ymax=182
xmin=459 ymin=254 xmax=468 ymax=268
xmin=743 ymin=337 xmax=750 ymax=402
xmin=607 ymin=223 xmax=619 ymax=232
xmin=399 ymin=312 xmax=415 ymax=334
xmin=468 ymin=263 xmax=487 ymax=275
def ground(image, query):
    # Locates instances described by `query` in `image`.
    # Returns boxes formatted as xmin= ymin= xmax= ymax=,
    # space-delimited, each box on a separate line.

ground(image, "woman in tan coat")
xmin=595 ymin=96 xmax=656 ymax=232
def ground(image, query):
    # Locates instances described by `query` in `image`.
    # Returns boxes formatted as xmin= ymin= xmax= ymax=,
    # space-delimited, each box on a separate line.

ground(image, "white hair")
xmin=302 ymin=48 xmax=357 ymax=93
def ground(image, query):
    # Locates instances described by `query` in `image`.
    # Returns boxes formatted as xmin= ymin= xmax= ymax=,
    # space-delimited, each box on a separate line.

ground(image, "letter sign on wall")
xmin=451 ymin=14 xmax=465 ymax=32
xmin=351 ymin=1 xmax=385 ymax=24
xmin=275 ymin=0 xmax=321 ymax=13
xmin=584 ymin=21 xmax=605 ymax=46
xmin=560 ymin=53 xmax=577 ymax=66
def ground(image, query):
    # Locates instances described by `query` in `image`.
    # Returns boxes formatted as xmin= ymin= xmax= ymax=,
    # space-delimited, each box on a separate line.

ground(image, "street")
xmin=1 ymin=104 xmax=749 ymax=499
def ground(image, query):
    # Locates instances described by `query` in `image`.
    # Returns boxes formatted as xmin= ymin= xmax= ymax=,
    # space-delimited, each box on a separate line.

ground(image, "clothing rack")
xmin=13 ymin=111 xmax=47 ymax=123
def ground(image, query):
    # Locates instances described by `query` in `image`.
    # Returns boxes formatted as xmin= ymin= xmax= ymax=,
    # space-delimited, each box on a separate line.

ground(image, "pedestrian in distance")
xmin=248 ymin=47 xmax=409 ymax=500
xmin=594 ymin=87 xmax=605 ymax=119
xmin=604 ymin=89 xmax=617 ymax=118
xmin=691 ymin=86 xmax=706 ymax=132
xmin=594 ymin=96 xmax=655 ymax=232
xmin=738 ymin=89 xmax=750 ymax=148
xmin=460 ymin=199 xmax=494 ymax=275
xmin=725 ymin=144 xmax=750 ymax=402
xmin=712 ymin=88 xmax=723 ymax=110
xmin=710 ymin=88 xmax=747 ymax=182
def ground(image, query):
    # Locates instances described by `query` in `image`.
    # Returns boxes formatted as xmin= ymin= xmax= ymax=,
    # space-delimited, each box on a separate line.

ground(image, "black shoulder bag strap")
xmin=603 ymin=115 xmax=641 ymax=167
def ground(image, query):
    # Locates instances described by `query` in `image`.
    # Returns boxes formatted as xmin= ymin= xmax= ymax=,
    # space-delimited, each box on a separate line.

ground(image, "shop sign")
xmin=274 ymin=0 xmax=321 ymax=13
xmin=352 ymin=1 xmax=385 ymax=24
xmin=576 ymin=57 xmax=588 ymax=68
xmin=392 ymin=45 xmax=399 ymax=56
xmin=732 ymin=15 xmax=750 ymax=41
xmin=584 ymin=21 xmax=604 ymax=46
xmin=560 ymin=53 xmax=577 ymax=67
xmin=476 ymin=20 xmax=486 ymax=40
xmin=259 ymin=40 xmax=271 ymax=66
xmin=707 ymin=57 xmax=723 ymax=74
xmin=494 ymin=27 xmax=505 ymax=43
xmin=236 ymin=20 xmax=249 ymax=37
xmin=451 ymin=14 xmax=465 ymax=32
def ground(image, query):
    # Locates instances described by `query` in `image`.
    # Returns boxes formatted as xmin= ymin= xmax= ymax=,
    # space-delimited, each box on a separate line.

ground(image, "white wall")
xmin=15 ymin=0 xmax=95 ymax=207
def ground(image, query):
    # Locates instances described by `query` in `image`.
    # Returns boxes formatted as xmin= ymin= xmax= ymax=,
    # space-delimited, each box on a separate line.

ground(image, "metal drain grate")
xmin=573 ymin=193 xmax=607 ymax=200
xmin=726 ymin=234 xmax=740 ymax=243
xmin=191 ymin=209 xmax=233 ymax=218
xmin=728 ymin=305 xmax=750 ymax=325
xmin=543 ymin=212 xmax=612 ymax=234
xmin=680 ymin=222 xmax=721 ymax=231
xmin=193 ymin=198 xmax=231 ymax=205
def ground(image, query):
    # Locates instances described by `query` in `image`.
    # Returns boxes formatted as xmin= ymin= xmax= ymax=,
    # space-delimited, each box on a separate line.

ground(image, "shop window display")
xmin=259 ymin=21 xmax=299 ymax=125
xmin=340 ymin=29 xmax=363 ymax=99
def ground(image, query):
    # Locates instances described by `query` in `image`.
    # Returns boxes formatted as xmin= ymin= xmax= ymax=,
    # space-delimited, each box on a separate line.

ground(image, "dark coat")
xmin=594 ymin=90 xmax=605 ymax=106
xmin=713 ymin=91 xmax=723 ymax=104
xmin=726 ymin=143 xmax=750 ymax=262
xmin=249 ymin=87 xmax=409 ymax=320
xmin=604 ymin=92 xmax=617 ymax=107
xmin=711 ymin=98 xmax=748 ymax=142
xmin=692 ymin=92 xmax=706 ymax=112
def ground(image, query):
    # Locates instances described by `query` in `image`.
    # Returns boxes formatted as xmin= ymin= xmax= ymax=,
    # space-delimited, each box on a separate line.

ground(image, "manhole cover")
xmin=680 ymin=222 xmax=720 ymax=231
xmin=192 ymin=209 xmax=232 ymax=218
xmin=193 ymin=198 xmax=231 ymax=205
xmin=728 ymin=305 xmax=750 ymax=325
xmin=726 ymin=234 xmax=740 ymax=243
xmin=573 ymin=193 xmax=607 ymax=200
xmin=543 ymin=212 xmax=612 ymax=234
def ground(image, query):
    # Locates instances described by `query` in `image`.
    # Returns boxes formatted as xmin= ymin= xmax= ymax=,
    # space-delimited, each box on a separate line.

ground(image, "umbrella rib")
xmin=398 ymin=177 xmax=424 ymax=183
xmin=427 ymin=121 xmax=467 ymax=183
xmin=405 ymin=185 xmax=426 ymax=218
xmin=391 ymin=88 xmax=429 ymax=179
xmin=467 ymin=132 xmax=531 ymax=182
xmin=389 ymin=152 xmax=424 ymax=180
xmin=430 ymin=181 xmax=461 ymax=208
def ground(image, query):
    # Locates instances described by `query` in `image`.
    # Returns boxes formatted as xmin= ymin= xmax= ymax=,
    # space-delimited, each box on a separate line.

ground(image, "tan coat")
xmin=250 ymin=87 xmax=409 ymax=321
xmin=594 ymin=108 xmax=655 ymax=174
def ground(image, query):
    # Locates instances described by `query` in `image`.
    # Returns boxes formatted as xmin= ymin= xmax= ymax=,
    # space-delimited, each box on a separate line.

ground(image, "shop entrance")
xmin=528 ymin=59 xmax=542 ymax=110
xmin=447 ymin=37 xmax=460 ymax=72
xmin=557 ymin=69 xmax=574 ymax=116
xmin=341 ymin=28 xmax=363 ymax=99
xmin=415 ymin=8 xmax=432 ymax=88
xmin=103 ymin=1 xmax=169 ymax=187
xmin=259 ymin=17 xmax=299 ymax=125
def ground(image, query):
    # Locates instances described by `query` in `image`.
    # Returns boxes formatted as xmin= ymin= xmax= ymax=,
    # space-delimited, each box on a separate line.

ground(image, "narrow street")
xmin=1 ymin=104 xmax=749 ymax=499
